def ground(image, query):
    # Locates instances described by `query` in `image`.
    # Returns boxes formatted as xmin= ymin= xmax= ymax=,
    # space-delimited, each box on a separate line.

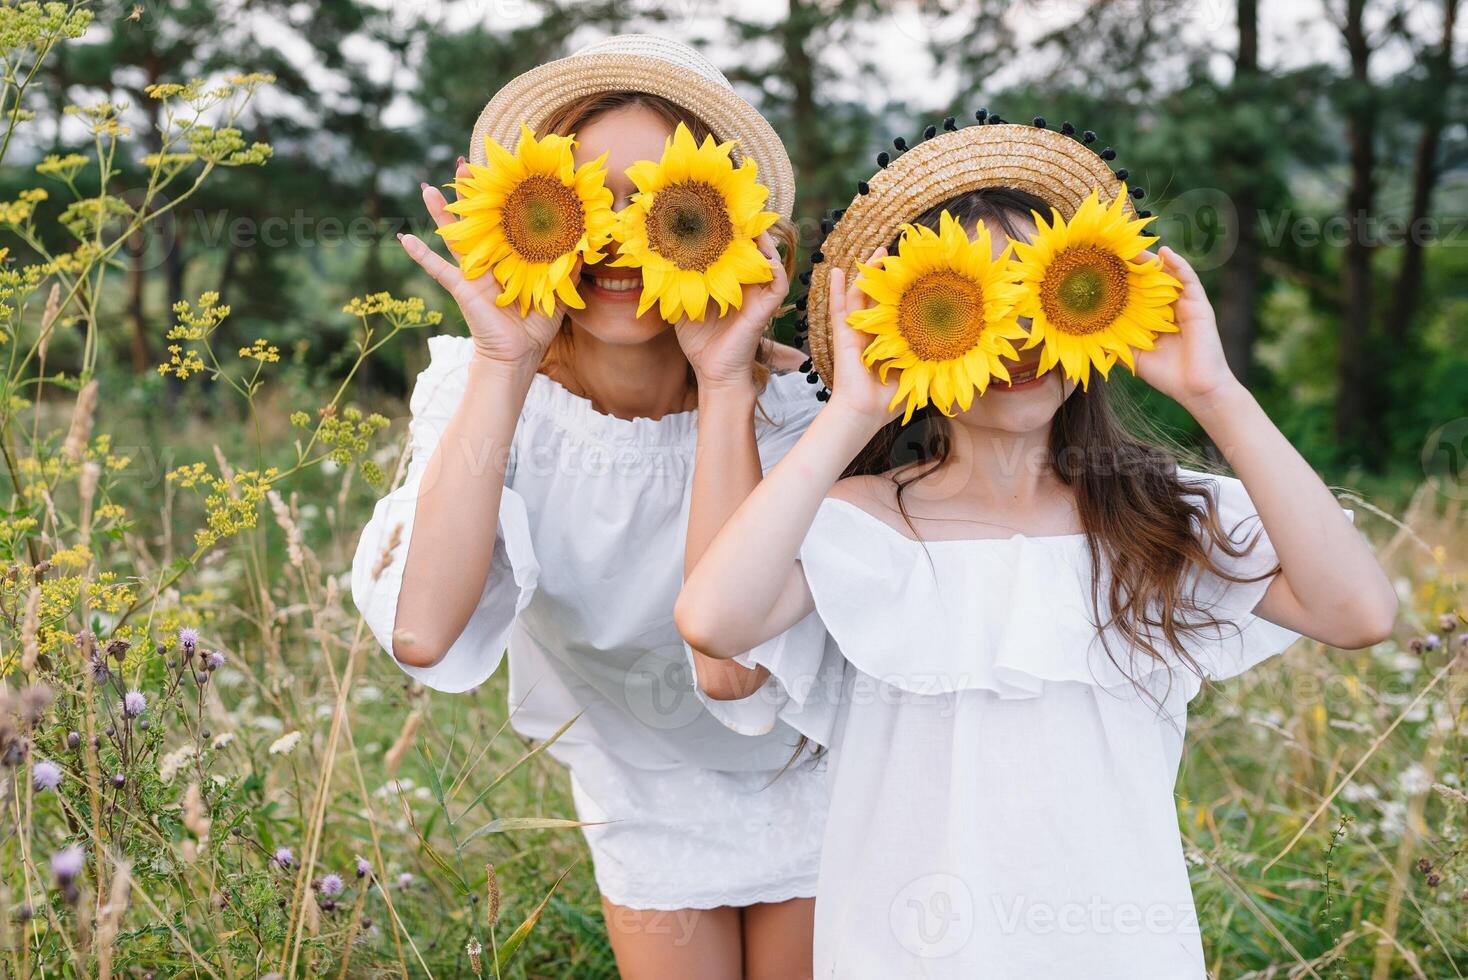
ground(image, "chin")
xmin=567 ymin=268 xmax=673 ymax=346
xmin=955 ymin=370 xmax=1074 ymax=434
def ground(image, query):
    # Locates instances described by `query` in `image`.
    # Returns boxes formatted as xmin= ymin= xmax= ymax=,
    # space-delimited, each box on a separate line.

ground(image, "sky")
xmin=391 ymin=0 xmax=1367 ymax=114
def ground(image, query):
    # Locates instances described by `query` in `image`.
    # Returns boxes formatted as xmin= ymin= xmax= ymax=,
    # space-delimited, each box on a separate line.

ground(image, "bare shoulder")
xmin=829 ymin=474 xmax=900 ymax=515
xmin=765 ymin=341 xmax=809 ymax=373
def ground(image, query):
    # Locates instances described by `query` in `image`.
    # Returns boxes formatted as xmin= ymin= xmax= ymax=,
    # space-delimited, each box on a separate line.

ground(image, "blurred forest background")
xmin=5 ymin=0 xmax=1464 ymax=491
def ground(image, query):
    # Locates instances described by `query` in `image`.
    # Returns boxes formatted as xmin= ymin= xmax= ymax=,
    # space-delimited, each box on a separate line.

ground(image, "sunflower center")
xmin=896 ymin=270 xmax=987 ymax=361
xmin=500 ymin=175 xmax=585 ymax=263
xmin=1040 ymin=246 xmax=1129 ymax=335
xmin=646 ymin=181 xmax=733 ymax=271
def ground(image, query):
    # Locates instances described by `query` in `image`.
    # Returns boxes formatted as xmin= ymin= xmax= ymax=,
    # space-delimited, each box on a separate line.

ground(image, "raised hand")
xmin=1133 ymin=247 xmax=1241 ymax=412
xmin=826 ymin=248 xmax=901 ymax=431
xmin=672 ymin=232 xmax=789 ymax=392
xmin=398 ymin=159 xmax=565 ymax=368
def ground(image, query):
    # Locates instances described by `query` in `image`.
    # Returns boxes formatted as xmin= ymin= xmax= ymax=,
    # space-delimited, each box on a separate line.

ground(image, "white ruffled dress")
xmin=700 ymin=474 xmax=1307 ymax=978
xmin=351 ymin=335 xmax=826 ymax=910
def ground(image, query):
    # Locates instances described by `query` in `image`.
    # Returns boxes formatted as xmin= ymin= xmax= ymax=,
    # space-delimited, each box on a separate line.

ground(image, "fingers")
xmin=422 ymin=182 xmax=457 ymax=232
xmin=397 ymin=233 xmax=462 ymax=293
xmin=828 ymin=267 xmax=847 ymax=332
xmin=1159 ymin=246 xmax=1201 ymax=290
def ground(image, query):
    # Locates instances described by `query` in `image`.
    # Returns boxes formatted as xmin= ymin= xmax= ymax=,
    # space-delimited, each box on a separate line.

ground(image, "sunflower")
xmin=1010 ymin=187 xmax=1181 ymax=389
xmin=846 ymin=211 xmax=1027 ymax=424
xmin=438 ymin=123 xmax=617 ymax=317
xmin=610 ymin=122 xmax=779 ymax=322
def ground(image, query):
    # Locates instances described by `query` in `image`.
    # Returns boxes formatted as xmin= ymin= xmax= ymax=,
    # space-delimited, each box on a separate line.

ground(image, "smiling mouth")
xmin=992 ymin=359 xmax=1045 ymax=392
xmin=578 ymin=271 xmax=642 ymax=299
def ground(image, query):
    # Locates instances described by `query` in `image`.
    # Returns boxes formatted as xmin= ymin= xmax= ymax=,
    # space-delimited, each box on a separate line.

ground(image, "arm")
xmin=678 ymin=255 xmax=896 ymax=663
xmin=678 ymin=234 xmax=792 ymax=697
xmin=1140 ymin=248 xmax=1397 ymax=649
xmin=390 ymin=171 xmax=564 ymax=667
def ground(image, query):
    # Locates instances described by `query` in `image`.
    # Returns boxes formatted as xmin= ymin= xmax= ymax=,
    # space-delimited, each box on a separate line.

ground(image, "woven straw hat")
xmin=802 ymin=118 xmax=1143 ymax=388
xmin=470 ymin=34 xmax=796 ymax=220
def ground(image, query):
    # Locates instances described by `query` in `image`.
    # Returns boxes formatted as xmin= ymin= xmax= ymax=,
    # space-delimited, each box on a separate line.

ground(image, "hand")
xmin=673 ymin=232 xmax=788 ymax=392
xmin=825 ymin=248 xmax=901 ymax=432
xmin=1133 ymin=247 xmax=1242 ymax=412
xmin=398 ymin=158 xmax=564 ymax=370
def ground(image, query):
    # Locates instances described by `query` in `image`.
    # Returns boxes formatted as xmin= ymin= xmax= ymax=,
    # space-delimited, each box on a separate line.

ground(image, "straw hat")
xmin=799 ymin=116 xmax=1147 ymax=390
xmin=470 ymin=34 xmax=796 ymax=220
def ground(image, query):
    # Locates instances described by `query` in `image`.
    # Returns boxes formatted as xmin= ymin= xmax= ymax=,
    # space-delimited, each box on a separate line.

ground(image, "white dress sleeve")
xmin=350 ymin=335 xmax=539 ymax=693
xmin=1180 ymin=470 xmax=1305 ymax=681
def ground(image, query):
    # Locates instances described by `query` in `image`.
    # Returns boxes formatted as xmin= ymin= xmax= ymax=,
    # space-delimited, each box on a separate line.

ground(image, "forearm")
xmin=1189 ymin=382 xmax=1396 ymax=641
xmin=677 ymin=406 xmax=874 ymax=657
xmin=393 ymin=357 xmax=536 ymax=665
xmin=685 ymin=383 xmax=762 ymax=577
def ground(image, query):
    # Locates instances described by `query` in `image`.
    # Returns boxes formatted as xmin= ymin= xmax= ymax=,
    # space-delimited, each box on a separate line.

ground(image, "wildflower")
xmin=88 ymin=655 xmax=110 ymax=683
xmin=66 ymin=731 xmax=80 ymax=749
xmin=269 ymin=731 xmax=302 ymax=755
xmin=17 ymin=685 xmax=52 ymax=724
xmin=1424 ymin=634 xmax=1441 ymax=651
xmin=106 ymin=637 xmax=131 ymax=662
xmin=122 ymin=690 xmax=146 ymax=718
xmin=485 ymin=863 xmax=500 ymax=929
xmin=1426 ymin=872 xmax=1441 ymax=887
xmin=355 ymin=856 xmax=371 ymax=878
xmin=205 ymin=650 xmax=226 ymax=671
xmin=33 ymin=759 xmax=62 ymax=791
xmin=273 ymin=847 xmax=293 ymax=869
xmin=1417 ymin=858 xmax=1433 ymax=874
xmin=396 ymin=872 xmax=414 ymax=889
xmin=50 ymin=844 xmax=85 ymax=882
xmin=466 ymin=937 xmax=483 ymax=974
xmin=110 ymin=773 xmax=125 ymax=788
xmin=317 ymin=873 xmax=343 ymax=896
xmin=179 ymin=627 xmax=199 ymax=657
xmin=1439 ymin=613 xmax=1458 ymax=633
xmin=1400 ymin=763 xmax=1432 ymax=797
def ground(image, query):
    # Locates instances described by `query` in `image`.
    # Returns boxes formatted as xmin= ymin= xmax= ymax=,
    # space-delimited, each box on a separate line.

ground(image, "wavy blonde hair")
xmin=534 ymin=91 xmax=797 ymax=393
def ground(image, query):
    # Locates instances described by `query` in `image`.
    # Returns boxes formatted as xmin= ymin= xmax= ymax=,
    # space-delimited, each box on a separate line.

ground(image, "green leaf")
xmin=461 ymin=712 xmax=583 ymax=817
xmin=493 ymin=862 xmax=578 ymax=972
xmin=461 ymin=816 xmax=595 ymax=845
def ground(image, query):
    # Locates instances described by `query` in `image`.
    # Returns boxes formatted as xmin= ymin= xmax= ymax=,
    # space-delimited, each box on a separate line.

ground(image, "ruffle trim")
xmin=798 ymin=477 xmax=1300 ymax=699
xmin=593 ymin=874 xmax=820 ymax=912
xmin=416 ymin=335 xmax=819 ymax=450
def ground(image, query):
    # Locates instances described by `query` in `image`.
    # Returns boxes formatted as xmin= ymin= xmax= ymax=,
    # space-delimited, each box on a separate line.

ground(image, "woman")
xmin=676 ymin=118 xmax=1396 ymax=976
xmin=351 ymin=35 xmax=821 ymax=979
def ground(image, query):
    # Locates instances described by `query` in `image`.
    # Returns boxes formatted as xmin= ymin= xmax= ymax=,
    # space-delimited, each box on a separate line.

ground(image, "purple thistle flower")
xmin=88 ymin=655 xmax=110 ymax=683
xmin=122 ymin=690 xmax=146 ymax=718
xmin=205 ymin=650 xmax=226 ymax=671
xmin=1424 ymin=634 xmax=1441 ymax=651
xmin=50 ymin=844 xmax=84 ymax=882
xmin=317 ymin=873 xmax=344 ymax=896
xmin=396 ymin=872 xmax=414 ymax=889
xmin=273 ymin=847 xmax=293 ymax=869
xmin=178 ymin=627 xmax=200 ymax=654
xmin=355 ymin=856 xmax=371 ymax=878
xmin=32 ymin=760 xmax=62 ymax=792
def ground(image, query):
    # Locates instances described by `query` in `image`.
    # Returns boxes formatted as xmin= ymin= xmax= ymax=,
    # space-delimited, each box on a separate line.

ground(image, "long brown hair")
xmin=846 ymin=187 xmax=1270 ymax=687
xmin=534 ymin=91 xmax=798 ymax=393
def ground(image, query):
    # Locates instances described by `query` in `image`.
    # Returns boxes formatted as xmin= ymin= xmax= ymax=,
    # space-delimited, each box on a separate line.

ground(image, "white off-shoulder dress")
xmin=351 ymin=335 xmax=825 ymax=910
xmin=700 ymin=473 xmax=1313 ymax=977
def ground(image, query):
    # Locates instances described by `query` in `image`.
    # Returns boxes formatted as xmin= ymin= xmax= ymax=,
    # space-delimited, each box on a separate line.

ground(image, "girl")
xmin=675 ymin=119 xmax=1396 ymax=977
xmin=351 ymin=35 xmax=822 ymax=979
